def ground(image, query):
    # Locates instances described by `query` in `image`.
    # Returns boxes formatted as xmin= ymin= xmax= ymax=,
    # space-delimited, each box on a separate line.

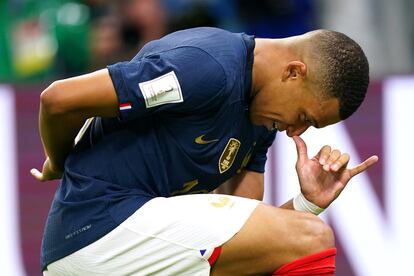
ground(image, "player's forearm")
xmin=231 ymin=183 xmax=264 ymax=200
xmin=215 ymin=171 xmax=264 ymax=200
xmin=38 ymin=71 xmax=119 ymax=171
xmin=39 ymin=84 xmax=87 ymax=171
xmin=214 ymin=183 xmax=263 ymax=200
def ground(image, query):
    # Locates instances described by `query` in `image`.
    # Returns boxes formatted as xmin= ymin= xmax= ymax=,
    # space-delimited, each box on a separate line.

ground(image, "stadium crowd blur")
xmin=0 ymin=0 xmax=315 ymax=82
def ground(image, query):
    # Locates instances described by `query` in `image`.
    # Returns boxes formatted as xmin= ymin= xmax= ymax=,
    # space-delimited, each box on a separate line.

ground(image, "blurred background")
xmin=1 ymin=0 xmax=413 ymax=275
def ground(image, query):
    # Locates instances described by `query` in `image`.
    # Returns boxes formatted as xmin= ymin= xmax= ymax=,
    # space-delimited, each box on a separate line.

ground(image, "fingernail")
xmin=323 ymin=164 xmax=330 ymax=171
xmin=319 ymin=158 xmax=326 ymax=165
xmin=331 ymin=163 xmax=339 ymax=171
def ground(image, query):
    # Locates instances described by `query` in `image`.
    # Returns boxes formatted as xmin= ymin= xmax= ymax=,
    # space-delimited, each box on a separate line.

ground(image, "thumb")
xmin=293 ymin=136 xmax=308 ymax=162
xmin=30 ymin=168 xmax=44 ymax=182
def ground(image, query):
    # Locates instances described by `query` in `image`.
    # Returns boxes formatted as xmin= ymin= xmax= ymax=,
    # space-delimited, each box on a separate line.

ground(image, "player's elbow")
xmin=40 ymin=80 xmax=69 ymax=115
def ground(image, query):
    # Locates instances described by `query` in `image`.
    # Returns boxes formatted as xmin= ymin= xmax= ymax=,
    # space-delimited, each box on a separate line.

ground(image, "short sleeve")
xmin=107 ymin=47 xmax=226 ymax=121
xmin=245 ymin=131 xmax=277 ymax=173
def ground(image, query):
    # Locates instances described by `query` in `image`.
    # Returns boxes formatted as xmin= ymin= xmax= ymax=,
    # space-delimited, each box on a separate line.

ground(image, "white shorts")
xmin=44 ymin=194 xmax=260 ymax=276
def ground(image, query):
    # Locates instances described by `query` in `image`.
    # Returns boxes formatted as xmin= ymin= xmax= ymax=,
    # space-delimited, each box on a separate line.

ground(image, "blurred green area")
xmin=0 ymin=0 xmax=316 ymax=83
xmin=0 ymin=0 xmax=90 ymax=82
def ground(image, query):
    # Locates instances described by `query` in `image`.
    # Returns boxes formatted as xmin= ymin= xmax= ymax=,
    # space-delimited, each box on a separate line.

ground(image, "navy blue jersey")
xmin=41 ymin=27 xmax=276 ymax=270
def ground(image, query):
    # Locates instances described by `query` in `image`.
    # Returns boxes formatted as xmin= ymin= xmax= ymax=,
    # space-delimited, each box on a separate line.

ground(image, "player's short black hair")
xmin=309 ymin=30 xmax=369 ymax=120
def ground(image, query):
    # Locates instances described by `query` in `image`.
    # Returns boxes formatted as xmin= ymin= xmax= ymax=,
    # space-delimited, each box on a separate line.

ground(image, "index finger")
xmin=348 ymin=155 xmax=379 ymax=177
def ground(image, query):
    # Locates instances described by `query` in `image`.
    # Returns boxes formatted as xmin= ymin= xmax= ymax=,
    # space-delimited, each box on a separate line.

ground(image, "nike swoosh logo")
xmin=195 ymin=134 xmax=219 ymax=145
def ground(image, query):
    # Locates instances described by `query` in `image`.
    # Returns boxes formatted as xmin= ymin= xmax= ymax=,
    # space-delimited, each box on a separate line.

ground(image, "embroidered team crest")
xmin=219 ymin=138 xmax=241 ymax=174
xmin=138 ymin=71 xmax=183 ymax=108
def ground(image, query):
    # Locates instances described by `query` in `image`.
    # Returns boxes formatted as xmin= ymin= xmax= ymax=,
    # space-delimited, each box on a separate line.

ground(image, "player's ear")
xmin=282 ymin=61 xmax=307 ymax=81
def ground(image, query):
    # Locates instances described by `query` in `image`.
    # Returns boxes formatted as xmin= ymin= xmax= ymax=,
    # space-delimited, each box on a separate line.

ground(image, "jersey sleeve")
xmin=245 ymin=131 xmax=277 ymax=173
xmin=107 ymin=47 xmax=226 ymax=121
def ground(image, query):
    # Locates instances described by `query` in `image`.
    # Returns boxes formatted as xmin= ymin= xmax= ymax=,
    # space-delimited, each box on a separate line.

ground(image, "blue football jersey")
xmin=41 ymin=27 xmax=276 ymax=270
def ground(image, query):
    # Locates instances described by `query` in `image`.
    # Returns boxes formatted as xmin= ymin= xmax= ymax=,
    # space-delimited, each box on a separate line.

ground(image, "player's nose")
xmin=286 ymin=125 xmax=309 ymax=137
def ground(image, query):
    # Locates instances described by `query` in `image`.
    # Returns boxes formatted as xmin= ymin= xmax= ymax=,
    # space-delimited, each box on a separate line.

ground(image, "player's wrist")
xmin=293 ymin=193 xmax=325 ymax=215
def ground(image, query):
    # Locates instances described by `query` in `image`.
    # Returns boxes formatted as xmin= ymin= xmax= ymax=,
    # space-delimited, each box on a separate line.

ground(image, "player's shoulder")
xmin=137 ymin=27 xmax=247 ymax=58
xmin=163 ymin=27 xmax=252 ymax=74
xmin=166 ymin=27 xmax=237 ymax=41
xmin=175 ymin=27 xmax=247 ymax=50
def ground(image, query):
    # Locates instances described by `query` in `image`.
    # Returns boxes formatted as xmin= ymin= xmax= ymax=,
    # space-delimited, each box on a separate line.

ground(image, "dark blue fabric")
xmin=41 ymin=27 xmax=276 ymax=270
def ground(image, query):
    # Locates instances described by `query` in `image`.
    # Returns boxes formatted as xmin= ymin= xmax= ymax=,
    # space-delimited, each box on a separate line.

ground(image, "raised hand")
xmin=292 ymin=136 xmax=378 ymax=208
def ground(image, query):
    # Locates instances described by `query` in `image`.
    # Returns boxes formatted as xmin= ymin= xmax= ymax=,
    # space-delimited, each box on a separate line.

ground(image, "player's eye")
xmin=271 ymin=121 xmax=278 ymax=131
xmin=304 ymin=114 xmax=313 ymax=125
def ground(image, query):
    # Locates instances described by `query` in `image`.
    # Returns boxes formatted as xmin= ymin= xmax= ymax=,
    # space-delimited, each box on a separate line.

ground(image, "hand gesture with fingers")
xmin=293 ymin=136 xmax=378 ymax=208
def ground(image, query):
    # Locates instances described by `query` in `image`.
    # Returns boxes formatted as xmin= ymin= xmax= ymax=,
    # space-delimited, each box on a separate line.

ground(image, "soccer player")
xmin=32 ymin=27 xmax=378 ymax=275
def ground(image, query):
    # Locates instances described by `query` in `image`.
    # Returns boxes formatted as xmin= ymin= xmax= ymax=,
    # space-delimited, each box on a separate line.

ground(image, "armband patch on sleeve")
xmin=138 ymin=71 xmax=183 ymax=108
